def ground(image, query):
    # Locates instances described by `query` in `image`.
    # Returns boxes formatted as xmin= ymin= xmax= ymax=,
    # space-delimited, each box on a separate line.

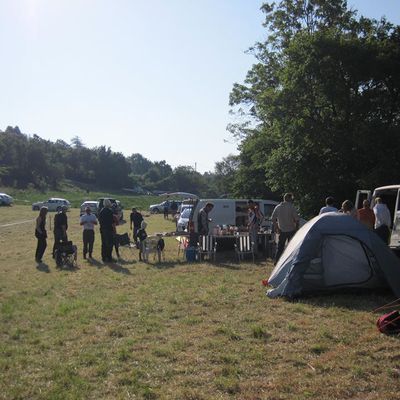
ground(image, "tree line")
xmin=0 ymin=126 xmax=222 ymax=196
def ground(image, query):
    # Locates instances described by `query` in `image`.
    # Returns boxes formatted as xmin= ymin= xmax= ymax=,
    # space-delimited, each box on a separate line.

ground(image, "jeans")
xmin=35 ymin=237 xmax=47 ymax=261
xmin=83 ymin=229 xmax=95 ymax=257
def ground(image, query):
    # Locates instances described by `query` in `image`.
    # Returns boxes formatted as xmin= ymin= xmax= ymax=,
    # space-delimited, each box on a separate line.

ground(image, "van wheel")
xmin=153 ymin=209 xmax=159 ymax=214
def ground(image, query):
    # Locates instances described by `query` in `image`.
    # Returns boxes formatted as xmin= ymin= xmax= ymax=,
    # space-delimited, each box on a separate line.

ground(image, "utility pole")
xmin=194 ymin=162 xmax=197 ymax=172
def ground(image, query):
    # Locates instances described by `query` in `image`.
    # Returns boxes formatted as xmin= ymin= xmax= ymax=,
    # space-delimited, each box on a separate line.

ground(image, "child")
xmin=137 ymin=220 xmax=148 ymax=261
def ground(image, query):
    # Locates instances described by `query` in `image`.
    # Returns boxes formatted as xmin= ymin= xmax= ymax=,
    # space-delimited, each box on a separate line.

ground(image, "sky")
xmin=0 ymin=0 xmax=399 ymax=173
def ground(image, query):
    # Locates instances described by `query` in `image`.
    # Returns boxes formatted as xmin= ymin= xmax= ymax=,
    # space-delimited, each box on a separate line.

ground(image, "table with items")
xmin=209 ymin=225 xmax=274 ymax=257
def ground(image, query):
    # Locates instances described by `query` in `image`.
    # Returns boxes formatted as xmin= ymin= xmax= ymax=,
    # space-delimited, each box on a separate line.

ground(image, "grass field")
xmin=1 ymin=205 xmax=400 ymax=399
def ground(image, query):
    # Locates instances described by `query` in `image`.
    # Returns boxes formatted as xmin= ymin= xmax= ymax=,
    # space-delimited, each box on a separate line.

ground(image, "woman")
xmin=35 ymin=206 xmax=48 ymax=263
xmin=340 ymin=200 xmax=357 ymax=218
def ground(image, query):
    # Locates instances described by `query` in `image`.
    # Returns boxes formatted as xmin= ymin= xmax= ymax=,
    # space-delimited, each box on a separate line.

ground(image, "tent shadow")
xmin=291 ymin=289 xmax=396 ymax=312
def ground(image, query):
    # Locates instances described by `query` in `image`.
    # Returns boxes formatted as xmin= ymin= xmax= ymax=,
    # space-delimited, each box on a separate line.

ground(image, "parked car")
xmin=97 ymin=198 xmax=124 ymax=221
xmin=0 ymin=193 xmax=13 ymax=206
xmin=32 ymin=198 xmax=71 ymax=212
xmin=176 ymin=207 xmax=193 ymax=232
xmin=149 ymin=200 xmax=182 ymax=214
xmin=80 ymin=201 xmax=98 ymax=216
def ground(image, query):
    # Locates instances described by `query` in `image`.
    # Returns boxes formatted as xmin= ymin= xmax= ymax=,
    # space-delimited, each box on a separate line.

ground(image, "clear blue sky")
xmin=0 ymin=1 xmax=399 ymax=172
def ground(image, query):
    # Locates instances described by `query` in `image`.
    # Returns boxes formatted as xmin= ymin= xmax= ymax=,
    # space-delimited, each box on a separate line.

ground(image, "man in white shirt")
xmin=271 ymin=193 xmax=299 ymax=264
xmin=373 ymin=197 xmax=392 ymax=244
xmin=80 ymin=206 xmax=98 ymax=259
xmin=319 ymin=196 xmax=338 ymax=215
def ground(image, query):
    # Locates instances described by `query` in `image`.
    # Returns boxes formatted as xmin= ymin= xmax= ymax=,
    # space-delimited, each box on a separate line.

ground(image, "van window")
xmin=263 ymin=204 xmax=275 ymax=219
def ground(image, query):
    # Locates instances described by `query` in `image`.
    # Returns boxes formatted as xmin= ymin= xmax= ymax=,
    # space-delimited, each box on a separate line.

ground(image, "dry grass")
xmin=1 ymin=206 xmax=400 ymax=399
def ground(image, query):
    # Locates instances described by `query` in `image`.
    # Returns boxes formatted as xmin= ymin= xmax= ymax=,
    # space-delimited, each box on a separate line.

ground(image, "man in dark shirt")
xmin=130 ymin=207 xmax=144 ymax=244
xmin=98 ymin=199 xmax=114 ymax=262
xmin=53 ymin=205 xmax=68 ymax=258
xmin=170 ymin=201 xmax=178 ymax=219
xmin=197 ymin=203 xmax=214 ymax=235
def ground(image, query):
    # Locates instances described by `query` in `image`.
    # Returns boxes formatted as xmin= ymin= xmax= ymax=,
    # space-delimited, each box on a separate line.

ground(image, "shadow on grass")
xmin=150 ymin=259 xmax=188 ymax=269
xmin=106 ymin=262 xmax=131 ymax=275
xmin=36 ymin=262 xmax=50 ymax=273
xmin=86 ymin=257 xmax=103 ymax=267
xmin=291 ymin=289 xmax=396 ymax=312
xmin=55 ymin=262 xmax=80 ymax=272
xmin=117 ymin=257 xmax=138 ymax=266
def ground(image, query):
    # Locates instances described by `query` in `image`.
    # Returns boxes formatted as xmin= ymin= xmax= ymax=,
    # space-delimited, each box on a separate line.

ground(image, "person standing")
xmin=53 ymin=205 xmax=68 ymax=258
xmin=137 ymin=220 xmax=148 ymax=261
xmin=357 ymin=199 xmax=375 ymax=230
xmin=319 ymin=197 xmax=338 ymax=215
xmin=340 ymin=200 xmax=357 ymax=218
xmin=163 ymin=204 xmax=169 ymax=219
xmin=98 ymin=199 xmax=114 ymax=262
xmin=197 ymin=203 xmax=214 ymax=235
xmin=80 ymin=206 xmax=98 ymax=259
xmin=373 ymin=197 xmax=392 ymax=244
xmin=130 ymin=207 xmax=144 ymax=244
xmin=170 ymin=201 xmax=178 ymax=219
xmin=271 ymin=193 xmax=299 ymax=264
xmin=35 ymin=206 xmax=48 ymax=263
xmin=247 ymin=199 xmax=264 ymax=256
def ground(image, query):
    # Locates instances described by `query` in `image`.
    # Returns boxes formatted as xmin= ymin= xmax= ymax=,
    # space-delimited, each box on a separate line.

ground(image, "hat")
xmin=61 ymin=205 xmax=68 ymax=211
xmin=103 ymin=199 xmax=112 ymax=208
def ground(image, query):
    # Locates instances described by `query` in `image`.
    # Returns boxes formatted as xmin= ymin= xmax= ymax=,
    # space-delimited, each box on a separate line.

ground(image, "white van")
xmin=189 ymin=198 xmax=279 ymax=233
xmin=355 ymin=185 xmax=400 ymax=249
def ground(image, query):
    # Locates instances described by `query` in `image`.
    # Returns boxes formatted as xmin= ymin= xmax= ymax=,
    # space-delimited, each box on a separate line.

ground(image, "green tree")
xmin=230 ymin=0 xmax=400 ymax=216
xmin=213 ymin=154 xmax=240 ymax=196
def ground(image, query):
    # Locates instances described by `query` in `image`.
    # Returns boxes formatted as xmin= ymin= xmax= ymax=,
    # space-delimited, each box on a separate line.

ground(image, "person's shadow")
xmin=107 ymin=261 xmax=131 ymax=274
xmin=86 ymin=257 xmax=103 ymax=268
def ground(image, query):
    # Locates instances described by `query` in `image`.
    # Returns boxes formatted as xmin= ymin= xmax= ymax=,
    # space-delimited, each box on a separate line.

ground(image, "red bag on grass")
xmin=377 ymin=310 xmax=400 ymax=334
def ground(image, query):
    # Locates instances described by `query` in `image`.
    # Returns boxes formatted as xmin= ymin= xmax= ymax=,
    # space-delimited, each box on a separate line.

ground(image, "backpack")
xmin=377 ymin=310 xmax=400 ymax=334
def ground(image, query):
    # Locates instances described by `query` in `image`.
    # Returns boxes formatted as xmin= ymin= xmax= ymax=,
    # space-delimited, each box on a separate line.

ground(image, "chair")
xmin=143 ymin=236 xmax=165 ymax=263
xmin=197 ymin=235 xmax=217 ymax=262
xmin=55 ymin=241 xmax=78 ymax=267
xmin=116 ymin=233 xmax=136 ymax=262
xmin=235 ymin=235 xmax=255 ymax=263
